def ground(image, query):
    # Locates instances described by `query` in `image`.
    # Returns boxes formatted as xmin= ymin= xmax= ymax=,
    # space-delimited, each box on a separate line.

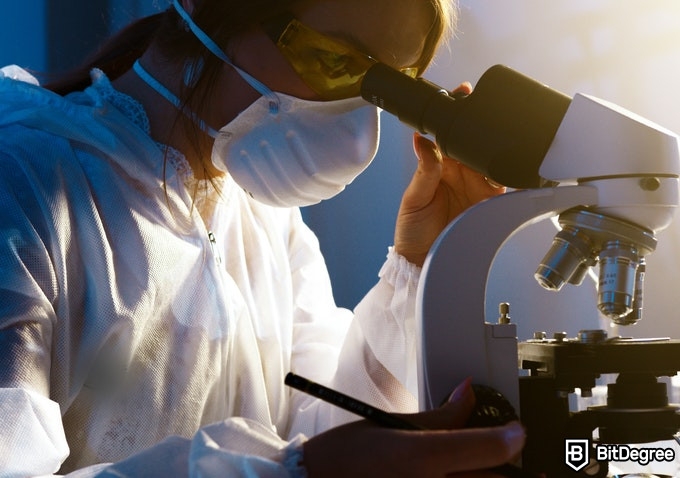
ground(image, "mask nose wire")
xmin=171 ymin=0 xmax=280 ymax=113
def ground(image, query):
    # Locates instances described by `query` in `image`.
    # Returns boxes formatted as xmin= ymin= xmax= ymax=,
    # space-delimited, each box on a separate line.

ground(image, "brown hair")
xmin=44 ymin=13 xmax=164 ymax=96
xmin=46 ymin=0 xmax=457 ymax=176
xmin=423 ymin=0 xmax=458 ymax=70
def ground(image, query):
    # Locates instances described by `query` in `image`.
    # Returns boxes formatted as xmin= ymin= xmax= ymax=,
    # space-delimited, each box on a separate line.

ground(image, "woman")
xmin=0 ymin=0 xmax=519 ymax=475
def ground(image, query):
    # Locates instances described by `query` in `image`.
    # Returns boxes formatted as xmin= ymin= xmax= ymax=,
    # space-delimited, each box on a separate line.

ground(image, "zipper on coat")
xmin=207 ymin=231 xmax=222 ymax=264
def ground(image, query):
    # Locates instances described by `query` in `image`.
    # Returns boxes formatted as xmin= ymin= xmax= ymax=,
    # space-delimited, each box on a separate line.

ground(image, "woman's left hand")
xmin=394 ymin=83 xmax=506 ymax=267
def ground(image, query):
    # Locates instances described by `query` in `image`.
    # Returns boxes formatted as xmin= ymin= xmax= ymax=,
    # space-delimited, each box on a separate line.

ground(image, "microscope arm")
xmin=416 ymin=184 xmax=599 ymax=413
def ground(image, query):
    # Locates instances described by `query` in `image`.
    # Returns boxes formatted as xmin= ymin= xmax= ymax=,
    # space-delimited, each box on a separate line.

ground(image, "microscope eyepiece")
xmin=360 ymin=63 xmax=571 ymax=189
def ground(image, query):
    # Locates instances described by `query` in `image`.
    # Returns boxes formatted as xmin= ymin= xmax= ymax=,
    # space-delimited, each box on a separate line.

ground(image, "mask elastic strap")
xmin=172 ymin=0 xmax=280 ymax=113
xmin=133 ymin=59 xmax=220 ymax=138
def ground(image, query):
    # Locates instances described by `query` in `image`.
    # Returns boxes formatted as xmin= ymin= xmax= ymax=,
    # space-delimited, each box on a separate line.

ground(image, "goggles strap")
xmin=171 ymin=0 xmax=280 ymax=113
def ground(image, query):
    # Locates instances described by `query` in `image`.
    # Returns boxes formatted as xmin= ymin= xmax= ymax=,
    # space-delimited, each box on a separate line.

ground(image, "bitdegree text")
xmin=595 ymin=444 xmax=675 ymax=466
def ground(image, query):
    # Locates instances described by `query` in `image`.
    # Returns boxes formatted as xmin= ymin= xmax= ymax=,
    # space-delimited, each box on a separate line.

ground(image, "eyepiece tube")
xmin=360 ymin=63 xmax=454 ymax=133
xmin=361 ymin=63 xmax=572 ymax=189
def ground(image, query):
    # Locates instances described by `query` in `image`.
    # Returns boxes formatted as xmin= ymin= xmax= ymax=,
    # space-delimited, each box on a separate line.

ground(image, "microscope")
xmin=362 ymin=64 xmax=680 ymax=476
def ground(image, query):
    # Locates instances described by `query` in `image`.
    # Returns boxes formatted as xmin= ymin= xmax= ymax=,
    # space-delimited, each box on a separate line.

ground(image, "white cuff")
xmin=379 ymin=247 xmax=421 ymax=287
xmin=280 ymin=435 xmax=308 ymax=478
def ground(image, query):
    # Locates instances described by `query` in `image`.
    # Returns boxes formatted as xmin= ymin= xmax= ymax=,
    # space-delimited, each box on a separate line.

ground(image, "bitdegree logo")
xmin=565 ymin=439 xmax=590 ymax=472
xmin=595 ymin=444 xmax=676 ymax=466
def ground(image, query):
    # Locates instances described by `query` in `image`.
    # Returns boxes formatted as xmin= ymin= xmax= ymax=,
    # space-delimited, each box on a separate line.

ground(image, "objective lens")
xmin=598 ymin=242 xmax=640 ymax=318
xmin=567 ymin=257 xmax=597 ymax=286
xmin=535 ymin=227 xmax=593 ymax=291
xmin=612 ymin=259 xmax=645 ymax=326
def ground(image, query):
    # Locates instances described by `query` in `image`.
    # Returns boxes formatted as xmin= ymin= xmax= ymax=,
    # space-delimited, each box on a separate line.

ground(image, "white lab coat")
xmin=0 ymin=67 xmax=421 ymax=477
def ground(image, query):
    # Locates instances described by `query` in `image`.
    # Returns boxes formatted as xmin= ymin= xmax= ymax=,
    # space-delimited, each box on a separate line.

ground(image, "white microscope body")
xmin=415 ymin=92 xmax=680 ymax=416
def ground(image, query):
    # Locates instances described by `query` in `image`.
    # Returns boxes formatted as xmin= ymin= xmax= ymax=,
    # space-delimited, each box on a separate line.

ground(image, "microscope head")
xmin=535 ymin=93 xmax=680 ymax=324
xmin=539 ymin=93 xmax=680 ymax=230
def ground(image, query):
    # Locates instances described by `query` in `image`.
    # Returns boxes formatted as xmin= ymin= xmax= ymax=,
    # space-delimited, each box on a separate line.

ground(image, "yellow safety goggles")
xmin=264 ymin=13 xmax=419 ymax=100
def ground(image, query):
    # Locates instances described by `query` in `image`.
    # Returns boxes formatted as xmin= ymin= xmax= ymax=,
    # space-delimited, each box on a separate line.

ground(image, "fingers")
xmin=401 ymin=132 xmax=444 ymax=211
xmin=399 ymin=421 xmax=526 ymax=475
xmin=452 ymin=81 xmax=473 ymax=97
xmin=404 ymin=377 xmax=475 ymax=430
xmin=413 ymin=132 xmax=505 ymax=199
xmin=485 ymin=177 xmax=504 ymax=189
xmin=393 ymin=379 xmax=526 ymax=475
xmin=304 ymin=417 xmax=526 ymax=477
xmin=438 ymin=154 xmax=507 ymax=204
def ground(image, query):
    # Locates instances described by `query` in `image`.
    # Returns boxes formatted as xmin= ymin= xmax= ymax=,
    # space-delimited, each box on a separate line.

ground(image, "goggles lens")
xmin=268 ymin=17 xmax=418 ymax=100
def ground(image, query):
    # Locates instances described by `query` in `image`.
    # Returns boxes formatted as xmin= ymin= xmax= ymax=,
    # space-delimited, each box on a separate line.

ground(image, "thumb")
xmin=402 ymin=132 xmax=443 ymax=211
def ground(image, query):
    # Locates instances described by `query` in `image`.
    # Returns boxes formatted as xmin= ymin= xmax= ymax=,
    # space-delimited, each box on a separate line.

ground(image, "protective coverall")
xmin=0 ymin=66 xmax=421 ymax=477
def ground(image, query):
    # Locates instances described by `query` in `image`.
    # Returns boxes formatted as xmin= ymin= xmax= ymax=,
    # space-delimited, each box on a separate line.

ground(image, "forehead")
xmin=292 ymin=0 xmax=435 ymax=67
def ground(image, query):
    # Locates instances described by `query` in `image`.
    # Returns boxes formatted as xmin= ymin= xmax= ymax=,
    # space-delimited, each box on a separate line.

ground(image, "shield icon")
xmin=565 ymin=439 xmax=590 ymax=472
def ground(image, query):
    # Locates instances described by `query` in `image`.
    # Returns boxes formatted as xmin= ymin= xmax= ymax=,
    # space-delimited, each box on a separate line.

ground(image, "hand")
xmin=394 ymin=83 xmax=506 ymax=266
xmin=302 ymin=379 xmax=526 ymax=477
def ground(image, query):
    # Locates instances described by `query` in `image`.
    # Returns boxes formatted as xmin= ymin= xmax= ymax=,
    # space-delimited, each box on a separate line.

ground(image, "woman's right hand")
xmin=301 ymin=380 xmax=526 ymax=477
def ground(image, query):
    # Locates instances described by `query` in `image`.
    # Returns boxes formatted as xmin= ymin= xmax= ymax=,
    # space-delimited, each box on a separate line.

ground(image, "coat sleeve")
xmin=0 ymin=149 xmax=70 ymax=476
xmin=285 ymin=208 xmax=421 ymax=438
xmin=80 ymin=420 xmax=308 ymax=478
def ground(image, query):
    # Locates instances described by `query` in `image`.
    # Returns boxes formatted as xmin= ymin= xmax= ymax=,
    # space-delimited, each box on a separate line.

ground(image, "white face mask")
xmin=137 ymin=0 xmax=381 ymax=207
xmin=212 ymin=93 xmax=379 ymax=207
